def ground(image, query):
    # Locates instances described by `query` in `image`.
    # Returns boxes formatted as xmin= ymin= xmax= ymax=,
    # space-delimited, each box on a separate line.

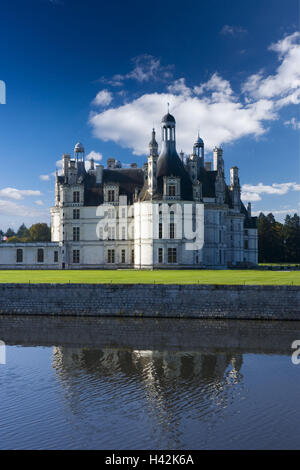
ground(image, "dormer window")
xmin=73 ymin=191 xmax=80 ymax=203
xmin=163 ymin=177 xmax=180 ymax=200
xmin=104 ymin=184 xmax=119 ymax=204
xmin=168 ymin=185 xmax=176 ymax=197
xmin=108 ymin=190 xmax=115 ymax=202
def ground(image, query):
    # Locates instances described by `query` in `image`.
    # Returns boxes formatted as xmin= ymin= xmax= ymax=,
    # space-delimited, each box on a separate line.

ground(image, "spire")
xmin=149 ymin=128 xmax=158 ymax=156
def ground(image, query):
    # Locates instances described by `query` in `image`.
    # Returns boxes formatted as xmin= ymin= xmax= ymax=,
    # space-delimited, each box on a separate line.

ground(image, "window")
xmin=73 ymin=191 xmax=80 ymax=203
xmin=158 ymin=248 xmax=163 ymax=264
xmin=169 ymin=223 xmax=175 ymax=239
xmin=131 ymin=249 xmax=134 ymax=264
xmin=108 ymin=226 xmax=115 ymax=240
xmin=37 ymin=249 xmax=44 ymax=263
xmin=16 ymin=249 xmax=23 ymax=263
xmin=121 ymin=208 xmax=126 ymax=218
xmin=121 ymin=226 xmax=126 ymax=240
xmin=54 ymin=251 xmax=58 ymax=263
xmin=73 ymin=227 xmax=80 ymax=241
xmin=73 ymin=209 xmax=80 ymax=220
xmin=244 ymin=240 xmax=249 ymax=250
xmin=121 ymin=249 xmax=126 ymax=263
xmin=107 ymin=249 xmax=115 ymax=263
xmin=73 ymin=250 xmax=80 ymax=264
xmin=159 ymin=222 xmax=163 ymax=239
xmin=245 ymin=230 xmax=248 ymax=236
xmin=168 ymin=248 xmax=177 ymax=263
xmin=168 ymin=185 xmax=176 ymax=197
xmin=108 ymin=190 xmax=115 ymax=202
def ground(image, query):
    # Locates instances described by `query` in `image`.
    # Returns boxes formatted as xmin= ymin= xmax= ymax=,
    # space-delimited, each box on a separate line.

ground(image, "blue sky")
xmin=0 ymin=0 xmax=299 ymax=229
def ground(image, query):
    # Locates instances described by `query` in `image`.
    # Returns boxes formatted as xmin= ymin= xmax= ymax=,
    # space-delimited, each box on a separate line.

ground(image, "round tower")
xmin=74 ymin=142 xmax=85 ymax=163
xmin=193 ymin=132 xmax=204 ymax=168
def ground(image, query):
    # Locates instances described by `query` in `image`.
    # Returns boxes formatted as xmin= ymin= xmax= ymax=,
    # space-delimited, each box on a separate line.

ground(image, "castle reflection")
xmin=52 ymin=346 xmax=244 ymax=445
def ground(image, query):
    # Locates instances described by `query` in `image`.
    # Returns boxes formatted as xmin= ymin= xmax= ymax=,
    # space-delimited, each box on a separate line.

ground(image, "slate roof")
xmin=161 ymin=113 xmax=176 ymax=123
xmin=57 ymin=159 xmax=257 ymax=229
xmin=61 ymin=168 xmax=145 ymax=206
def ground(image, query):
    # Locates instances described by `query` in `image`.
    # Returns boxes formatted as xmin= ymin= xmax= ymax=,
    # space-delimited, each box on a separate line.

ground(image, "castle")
xmin=0 ymin=112 xmax=258 ymax=269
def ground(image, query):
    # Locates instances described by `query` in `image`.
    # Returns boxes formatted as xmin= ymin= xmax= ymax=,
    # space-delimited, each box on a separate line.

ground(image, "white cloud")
xmin=99 ymin=55 xmax=174 ymax=86
xmin=285 ymin=117 xmax=300 ymax=130
xmin=241 ymin=192 xmax=262 ymax=202
xmin=35 ymin=200 xmax=44 ymax=206
xmin=92 ymin=89 xmax=113 ymax=107
xmin=90 ymin=32 xmax=300 ymax=156
xmin=252 ymin=209 xmax=298 ymax=218
xmin=242 ymin=32 xmax=300 ymax=106
xmin=220 ymin=25 xmax=247 ymax=36
xmin=0 ymin=199 xmax=47 ymax=218
xmin=89 ymin=90 xmax=276 ymax=155
xmin=85 ymin=151 xmax=103 ymax=170
xmin=194 ymin=73 xmax=236 ymax=103
xmin=241 ymin=182 xmax=300 ymax=202
xmin=86 ymin=150 xmax=103 ymax=161
xmin=167 ymin=78 xmax=191 ymax=96
xmin=40 ymin=174 xmax=51 ymax=181
xmin=0 ymin=188 xmax=42 ymax=201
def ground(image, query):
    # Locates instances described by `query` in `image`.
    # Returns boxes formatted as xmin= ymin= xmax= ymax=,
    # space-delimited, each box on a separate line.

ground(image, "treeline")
xmin=258 ymin=213 xmax=300 ymax=263
xmin=0 ymin=223 xmax=51 ymax=243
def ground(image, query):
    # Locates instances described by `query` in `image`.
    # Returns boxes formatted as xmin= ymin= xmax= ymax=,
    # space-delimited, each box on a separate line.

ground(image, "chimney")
xmin=247 ymin=202 xmax=252 ymax=217
xmin=230 ymin=166 xmax=239 ymax=187
xmin=107 ymin=158 xmax=116 ymax=169
xmin=62 ymin=154 xmax=70 ymax=176
xmin=213 ymin=147 xmax=224 ymax=172
xmin=96 ymin=164 xmax=104 ymax=184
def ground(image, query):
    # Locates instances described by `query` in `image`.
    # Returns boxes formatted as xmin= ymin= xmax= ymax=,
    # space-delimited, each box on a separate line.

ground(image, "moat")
xmin=0 ymin=316 xmax=300 ymax=450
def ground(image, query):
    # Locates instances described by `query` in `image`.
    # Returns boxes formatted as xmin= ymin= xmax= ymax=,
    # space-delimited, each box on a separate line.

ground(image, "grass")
xmin=0 ymin=269 xmax=298 ymax=285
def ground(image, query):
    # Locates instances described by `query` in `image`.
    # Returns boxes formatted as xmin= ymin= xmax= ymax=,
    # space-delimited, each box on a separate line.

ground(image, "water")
xmin=0 ymin=316 xmax=300 ymax=450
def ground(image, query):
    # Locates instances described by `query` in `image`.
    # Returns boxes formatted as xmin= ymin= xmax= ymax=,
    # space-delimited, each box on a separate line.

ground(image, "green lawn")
xmin=0 ymin=269 xmax=298 ymax=285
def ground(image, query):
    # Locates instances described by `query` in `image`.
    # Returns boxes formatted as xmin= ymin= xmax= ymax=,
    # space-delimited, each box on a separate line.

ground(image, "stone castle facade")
xmin=0 ymin=112 xmax=258 ymax=269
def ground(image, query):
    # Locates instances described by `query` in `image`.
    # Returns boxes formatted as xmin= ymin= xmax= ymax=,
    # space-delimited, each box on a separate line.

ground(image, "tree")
xmin=5 ymin=228 xmax=15 ymax=238
xmin=283 ymin=214 xmax=300 ymax=262
xmin=258 ymin=213 xmax=284 ymax=263
xmin=17 ymin=223 xmax=30 ymax=239
xmin=29 ymin=223 xmax=51 ymax=242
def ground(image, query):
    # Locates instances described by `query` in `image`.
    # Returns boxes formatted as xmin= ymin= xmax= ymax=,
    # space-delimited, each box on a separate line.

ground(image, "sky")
xmin=0 ymin=0 xmax=299 ymax=230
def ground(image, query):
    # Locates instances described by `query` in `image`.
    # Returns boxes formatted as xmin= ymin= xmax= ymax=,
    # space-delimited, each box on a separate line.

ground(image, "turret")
xmin=193 ymin=133 xmax=204 ymax=169
xmin=148 ymin=128 xmax=159 ymax=195
xmin=156 ymin=111 xmax=193 ymax=200
xmin=74 ymin=142 xmax=86 ymax=177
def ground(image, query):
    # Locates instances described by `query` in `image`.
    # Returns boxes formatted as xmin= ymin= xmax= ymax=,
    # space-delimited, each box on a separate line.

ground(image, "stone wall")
xmin=0 ymin=316 xmax=298 ymax=354
xmin=0 ymin=283 xmax=299 ymax=320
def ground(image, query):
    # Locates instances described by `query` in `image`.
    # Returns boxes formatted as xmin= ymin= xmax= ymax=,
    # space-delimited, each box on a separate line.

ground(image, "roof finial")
xmin=167 ymin=102 xmax=170 ymax=113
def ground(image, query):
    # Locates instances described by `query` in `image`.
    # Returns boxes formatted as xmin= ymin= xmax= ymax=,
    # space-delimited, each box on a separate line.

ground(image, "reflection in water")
xmin=52 ymin=346 xmax=244 ymax=449
xmin=1 ymin=316 xmax=300 ymax=449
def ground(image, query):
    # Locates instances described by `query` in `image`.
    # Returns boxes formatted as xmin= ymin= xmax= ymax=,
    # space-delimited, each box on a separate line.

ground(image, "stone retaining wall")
xmin=0 ymin=283 xmax=299 ymax=320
